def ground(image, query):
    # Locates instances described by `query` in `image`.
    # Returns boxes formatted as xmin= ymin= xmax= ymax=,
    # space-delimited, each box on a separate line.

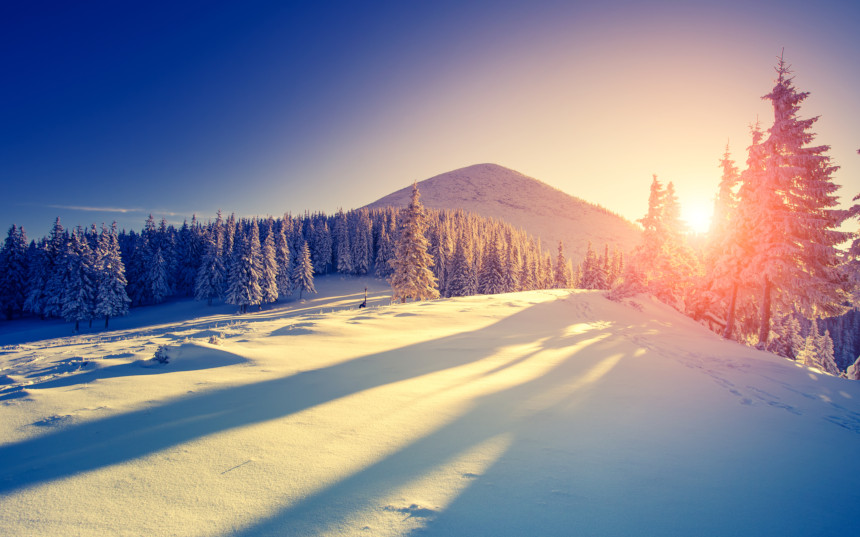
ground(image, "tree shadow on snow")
xmin=223 ymin=318 xmax=634 ymax=536
xmin=0 ymin=299 xmax=603 ymax=496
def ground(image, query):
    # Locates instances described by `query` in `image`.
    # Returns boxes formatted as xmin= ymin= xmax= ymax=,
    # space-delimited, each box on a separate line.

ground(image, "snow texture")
xmin=1 ymin=277 xmax=859 ymax=536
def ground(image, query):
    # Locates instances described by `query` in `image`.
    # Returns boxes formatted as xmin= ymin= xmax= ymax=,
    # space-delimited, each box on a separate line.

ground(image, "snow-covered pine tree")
xmin=581 ymin=242 xmax=607 ymax=290
xmin=478 ymin=232 xmax=506 ymax=295
xmin=503 ymin=232 xmax=521 ymax=293
xmin=745 ymin=55 xmax=853 ymax=346
xmin=554 ymin=241 xmax=568 ymax=289
xmin=798 ymin=319 xmax=839 ymax=375
xmin=446 ymin=231 xmax=476 ymax=298
xmin=818 ymin=329 xmax=839 ymax=375
xmin=43 ymin=217 xmax=70 ymax=318
xmin=194 ymin=218 xmax=226 ymax=306
xmin=389 ymin=183 xmax=439 ymax=303
xmin=225 ymin=220 xmax=264 ymax=313
xmin=635 ymin=175 xmax=665 ymax=285
xmin=310 ymin=219 xmax=331 ymax=275
xmin=149 ymin=247 xmax=171 ymax=305
xmin=24 ymin=239 xmax=49 ymax=319
xmin=352 ymin=210 xmax=372 ymax=275
xmin=174 ymin=218 xmax=203 ymax=297
xmin=333 ymin=210 xmax=353 ymax=274
xmin=374 ymin=220 xmax=394 ymax=278
xmin=705 ymin=139 xmax=749 ymax=338
xmin=259 ymin=219 xmax=279 ymax=304
xmin=292 ymin=241 xmax=316 ymax=299
xmin=520 ymin=246 xmax=536 ymax=291
xmin=274 ymin=222 xmax=292 ymax=298
xmin=62 ymin=228 xmax=96 ymax=332
xmin=0 ymin=225 xmax=29 ymax=320
xmin=94 ymin=223 xmax=130 ymax=328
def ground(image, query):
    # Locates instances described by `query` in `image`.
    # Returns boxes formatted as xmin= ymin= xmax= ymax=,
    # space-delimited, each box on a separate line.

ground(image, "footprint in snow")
xmin=384 ymin=504 xmax=437 ymax=520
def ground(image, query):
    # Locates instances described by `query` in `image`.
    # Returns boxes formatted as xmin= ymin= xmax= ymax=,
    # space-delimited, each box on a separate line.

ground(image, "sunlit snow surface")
xmin=1 ymin=276 xmax=858 ymax=536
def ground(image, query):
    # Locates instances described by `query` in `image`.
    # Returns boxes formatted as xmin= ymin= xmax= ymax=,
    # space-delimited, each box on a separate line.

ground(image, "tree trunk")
xmin=723 ymin=281 xmax=738 ymax=340
xmin=74 ymin=320 xmax=80 ymax=332
xmin=105 ymin=315 xmax=110 ymax=329
xmin=757 ymin=276 xmax=772 ymax=348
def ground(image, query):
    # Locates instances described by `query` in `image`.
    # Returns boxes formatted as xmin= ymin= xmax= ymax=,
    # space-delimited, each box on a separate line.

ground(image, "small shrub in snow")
xmin=208 ymin=333 xmax=223 ymax=345
xmin=153 ymin=345 xmax=170 ymax=364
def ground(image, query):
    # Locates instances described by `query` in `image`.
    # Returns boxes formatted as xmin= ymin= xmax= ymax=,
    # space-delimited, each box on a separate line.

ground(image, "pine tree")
xmin=149 ymin=248 xmax=171 ymax=304
xmin=333 ymin=210 xmax=353 ymax=274
xmin=446 ymin=232 xmax=475 ymax=297
xmin=352 ymin=210 xmax=372 ymax=275
xmin=94 ymin=223 xmax=130 ymax=328
xmin=43 ymin=217 xmax=70 ymax=318
xmin=311 ymin=219 xmax=332 ymax=274
xmin=478 ymin=232 xmax=506 ymax=295
xmin=503 ymin=234 xmax=521 ymax=293
xmin=0 ymin=225 xmax=29 ymax=320
xmin=274 ymin=222 xmax=292 ymax=298
xmin=195 ymin=219 xmax=225 ymax=306
xmin=62 ymin=229 xmax=96 ymax=331
xmin=554 ymin=241 xmax=568 ymax=289
xmin=374 ymin=221 xmax=394 ymax=278
xmin=225 ymin=221 xmax=264 ymax=313
xmin=745 ymin=55 xmax=853 ymax=346
xmin=389 ymin=183 xmax=439 ymax=303
xmin=259 ymin=220 xmax=279 ymax=304
xmin=291 ymin=241 xmax=316 ymax=299
xmin=818 ymin=329 xmax=839 ymax=375
xmin=24 ymin=239 xmax=49 ymax=318
xmin=635 ymin=175 xmax=665 ymax=284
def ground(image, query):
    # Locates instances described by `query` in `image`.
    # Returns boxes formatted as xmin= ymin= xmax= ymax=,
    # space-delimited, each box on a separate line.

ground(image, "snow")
xmin=1 ymin=276 xmax=859 ymax=536
xmin=364 ymin=163 xmax=642 ymax=261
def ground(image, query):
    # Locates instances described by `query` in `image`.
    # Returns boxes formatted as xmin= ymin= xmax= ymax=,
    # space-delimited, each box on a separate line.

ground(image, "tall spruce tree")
xmin=292 ymin=241 xmax=316 ymax=299
xmin=744 ymin=55 xmax=853 ymax=346
xmin=195 ymin=218 xmax=225 ymax=306
xmin=389 ymin=183 xmax=439 ymax=303
xmin=259 ymin=219 xmax=279 ymax=304
xmin=225 ymin=221 xmax=263 ymax=313
xmin=62 ymin=229 xmax=96 ymax=331
xmin=274 ymin=222 xmax=292 ymax=298
xmin=94 ymin=223 xmax=130 ymax=328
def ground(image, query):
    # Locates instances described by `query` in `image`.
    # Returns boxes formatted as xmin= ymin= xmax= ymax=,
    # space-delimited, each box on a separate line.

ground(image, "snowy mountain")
xmin=364 ymin=163 xmax=642 ymax=260
xmin=1 ymin=277 xmax=858 ymax=536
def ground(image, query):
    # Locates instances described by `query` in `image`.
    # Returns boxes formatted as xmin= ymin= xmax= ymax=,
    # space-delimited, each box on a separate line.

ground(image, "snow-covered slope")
xmin=1 ymin=279 xmax=858 ymax=536
xmin=364 ymin=163 xmax=642 ymax=260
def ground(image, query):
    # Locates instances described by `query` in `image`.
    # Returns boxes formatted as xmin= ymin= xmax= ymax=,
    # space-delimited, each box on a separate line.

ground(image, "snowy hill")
xmin=364 ymin=163 xmax=642 ymax=260
xmin=1 ymin=278 xmax=858 ymax=536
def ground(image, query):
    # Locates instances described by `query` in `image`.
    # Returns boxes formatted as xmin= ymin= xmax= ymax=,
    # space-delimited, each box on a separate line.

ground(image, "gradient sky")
xmin=3 ymin=0 xmax=859 ymax=238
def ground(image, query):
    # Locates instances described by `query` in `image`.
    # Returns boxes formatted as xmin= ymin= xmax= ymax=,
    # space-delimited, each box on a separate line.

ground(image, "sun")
xmin=681 ymin=198 xmax=713 ymax=235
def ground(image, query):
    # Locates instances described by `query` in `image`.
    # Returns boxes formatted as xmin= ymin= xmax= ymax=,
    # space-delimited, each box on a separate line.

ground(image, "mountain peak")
xmin=364 ymin=164 xmax=640 ymax=260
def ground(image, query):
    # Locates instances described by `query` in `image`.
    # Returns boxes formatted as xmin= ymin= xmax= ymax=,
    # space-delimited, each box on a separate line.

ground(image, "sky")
xmin=2 ymin=0 xmax=859 ymax=239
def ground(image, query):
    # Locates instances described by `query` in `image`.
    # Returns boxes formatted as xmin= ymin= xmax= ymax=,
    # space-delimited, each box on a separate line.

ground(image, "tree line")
xmin=0 ymin=193 xmax=619 ymax=329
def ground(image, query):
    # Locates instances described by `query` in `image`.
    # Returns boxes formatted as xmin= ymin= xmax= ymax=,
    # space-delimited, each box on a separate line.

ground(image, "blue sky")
xmin=3 ymin=0 xmax=859 ymax=238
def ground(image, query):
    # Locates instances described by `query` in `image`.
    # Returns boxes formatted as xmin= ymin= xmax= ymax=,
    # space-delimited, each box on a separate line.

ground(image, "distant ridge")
xmin=364 ymin=163 xmax=641 ymax=261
